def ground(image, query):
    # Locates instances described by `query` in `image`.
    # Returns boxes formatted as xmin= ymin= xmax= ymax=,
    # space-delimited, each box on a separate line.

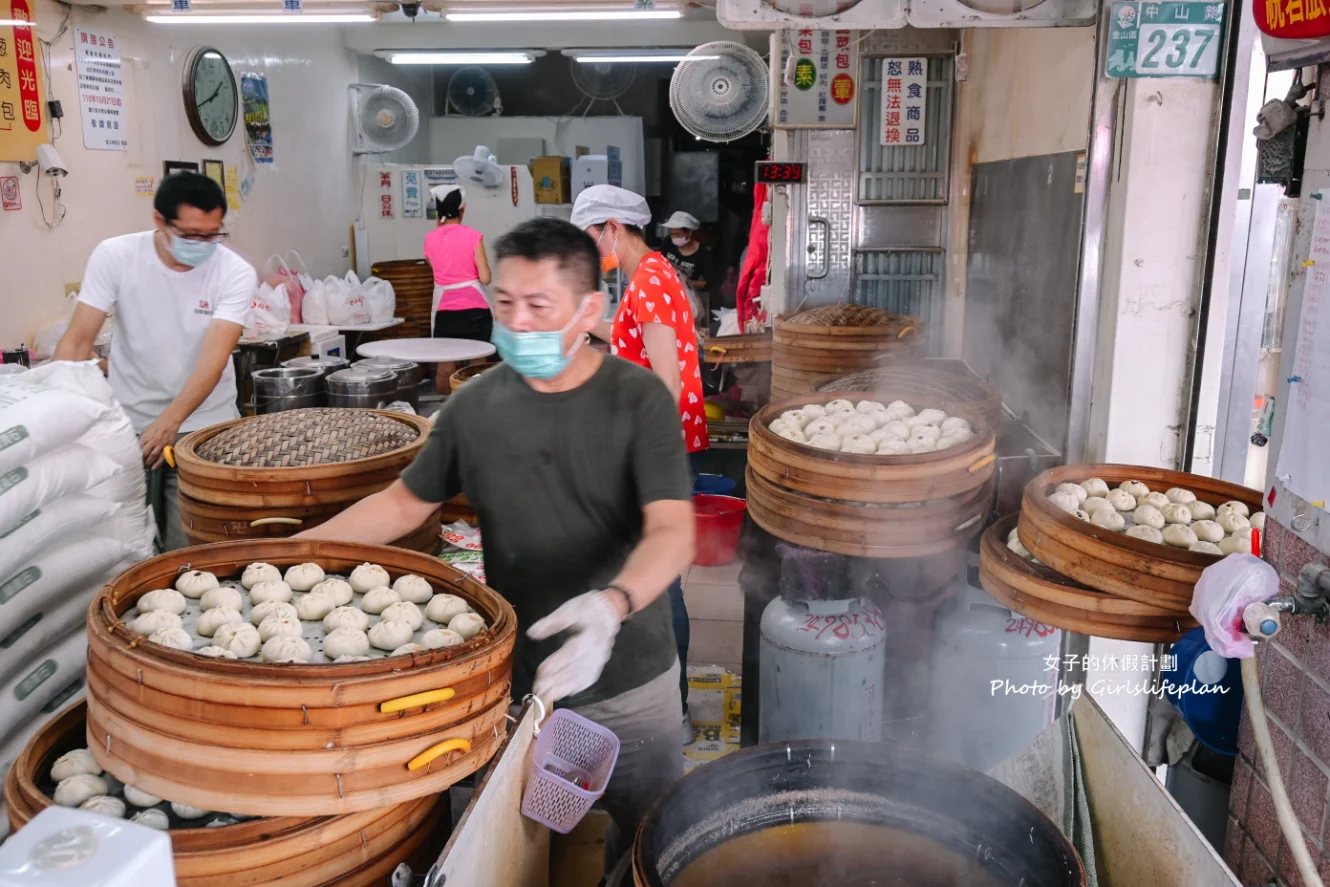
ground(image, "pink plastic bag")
xmin=1188 ymin=554 xmax=1279 ymax=659
xmin=265 ymin=252 xmax=308 ymax=324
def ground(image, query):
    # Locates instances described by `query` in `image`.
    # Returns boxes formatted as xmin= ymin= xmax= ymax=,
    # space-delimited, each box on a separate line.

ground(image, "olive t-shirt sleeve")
xmin=632 ymin=377 xmax=693 ymax=507
xmin=400 ymin=408 xmax=462 ymax=505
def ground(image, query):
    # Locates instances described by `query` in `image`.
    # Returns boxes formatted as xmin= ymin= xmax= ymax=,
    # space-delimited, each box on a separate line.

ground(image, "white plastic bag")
xmin=328 ymin=276 xmax=372 ymax=326
xmin=1188 ymin=554 xmax=1278 ymax=659
xmin=247 ymin=282 xmax=292 ymax=340
xmin=712 ymin=308 xmax=741 ymax=337
xmin=0 ymin=373 xmax=112 ymax=474
xmin=301 ymin=277 xmax=330 ymax=325
xmin=362 ymin=277 xmax=396 ymax=323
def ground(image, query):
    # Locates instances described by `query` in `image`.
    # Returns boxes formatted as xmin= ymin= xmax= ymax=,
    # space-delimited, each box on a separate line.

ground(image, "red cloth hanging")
xmin=737 ymin=183 xmax=771 ymax=329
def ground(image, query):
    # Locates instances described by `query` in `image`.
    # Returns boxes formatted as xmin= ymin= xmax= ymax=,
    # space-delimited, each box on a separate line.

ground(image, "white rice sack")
xmin=0 ymin=361 xmax=114 ymax=474
xmin=0 ymin=537 xmax=137 ymax=642
xmin=0 ymin=628 xmax=87 ymax=749
xmin=0 ymin=494 xmax=119 ymax=581
xmin=0 ymin=444 xmax=121 ymax=537
xmin=0 ymin=587 xmax=96 ymax=688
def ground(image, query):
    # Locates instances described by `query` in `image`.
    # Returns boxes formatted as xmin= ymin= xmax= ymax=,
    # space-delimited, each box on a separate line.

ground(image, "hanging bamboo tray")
xmin=174 ymin=410 xmax=438 ymax=552
xmin=5 ymin=701 xmax=446 ymax=887
xmin=701 ymin=331 xmax=773 ymax=365
xmin=817 ymin=364 xmax=1003 ymax=433
xmin=771 ymin=306 xmax=925 ymax=398
xmin=1017 ymin=465 xmax=1264 ymax=611
xmin=449 ymin=362 xmax=499 ymax=393
xmin=979 ymin=515 xmax=1195 ymax=643
xmin=86 ymin=539 xmax=515 ymax=816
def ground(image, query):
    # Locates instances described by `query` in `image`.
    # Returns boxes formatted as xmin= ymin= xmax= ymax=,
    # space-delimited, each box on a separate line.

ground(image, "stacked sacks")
xmin=0 ymin=360 xmax=154 ymax=749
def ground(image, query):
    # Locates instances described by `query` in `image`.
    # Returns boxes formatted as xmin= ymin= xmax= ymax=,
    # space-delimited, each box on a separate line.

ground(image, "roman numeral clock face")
xmin=186 ymin=47 xmax=238 ymax=146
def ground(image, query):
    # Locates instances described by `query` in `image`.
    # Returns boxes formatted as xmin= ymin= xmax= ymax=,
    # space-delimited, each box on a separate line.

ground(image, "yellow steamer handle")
xmin=380 ymin=687 xmax=456 ymax=714
xmin=407 ymin=737 xmax=472 ymax=771
xmin=163 ymin=446 xmax=176 ymax=469
xmin=250 ymin=517 xmax=304 ymax=528
xmin=968 ymin=454 xmax=997 ymax=473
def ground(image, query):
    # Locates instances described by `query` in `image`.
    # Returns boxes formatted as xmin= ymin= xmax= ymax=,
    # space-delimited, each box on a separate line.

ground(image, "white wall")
xmin=0 ymin=1 xmax=360 ymax=348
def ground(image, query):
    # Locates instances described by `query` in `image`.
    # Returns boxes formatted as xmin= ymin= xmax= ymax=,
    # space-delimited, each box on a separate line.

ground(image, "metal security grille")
xmin=853 ymin=251 xmax=943 ymax=352
xmin=858 ymin=56 xmax=954 ymax=203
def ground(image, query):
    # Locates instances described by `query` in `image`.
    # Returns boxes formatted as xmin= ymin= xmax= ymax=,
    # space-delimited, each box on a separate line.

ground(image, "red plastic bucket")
xmin=693 ymin=494 xmax=747 ymax=566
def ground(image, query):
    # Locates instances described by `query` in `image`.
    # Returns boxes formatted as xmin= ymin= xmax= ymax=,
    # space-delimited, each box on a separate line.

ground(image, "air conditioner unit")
xmin=907 ymin=0 xmax=1096 ymax=28
xmin=718 ymin=0 xmax=904 ymax=31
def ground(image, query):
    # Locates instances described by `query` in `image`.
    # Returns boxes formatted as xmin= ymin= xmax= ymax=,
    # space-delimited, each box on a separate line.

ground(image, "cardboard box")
xmin=529 ymin=156 xmax=570 ymax=204
xmin=571 ymin=146 xmax=622 ymax=201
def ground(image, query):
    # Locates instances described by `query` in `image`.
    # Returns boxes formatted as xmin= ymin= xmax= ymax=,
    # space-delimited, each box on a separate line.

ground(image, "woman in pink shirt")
xmin=424 ymin=185 xmax=493 ymax=391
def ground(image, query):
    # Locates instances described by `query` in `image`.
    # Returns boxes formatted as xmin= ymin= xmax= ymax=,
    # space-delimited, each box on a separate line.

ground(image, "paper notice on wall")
xmin=401 ymin=169 xmax=423 ymax=219
xmin=240 ymin=73 xmax=273 ymax=164
xmin=134 ymin=176 xmax=154 ymax=196
xmin=75 ymin=28 xmax=126 ymax=151
xmin=1275 ymin=191 xmax=1330 ymax=506
xmin=881 ymin=58 xmax=926 ymax=147
xmin=423 ymin=168 xmax=458 ymax=220
xmin=224 ymin=164 xmax=241 ymax=211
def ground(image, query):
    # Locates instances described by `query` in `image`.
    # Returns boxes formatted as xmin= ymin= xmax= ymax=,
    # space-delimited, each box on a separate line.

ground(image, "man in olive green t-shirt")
xmin=301 ymin=218 xmax=695 ymax=885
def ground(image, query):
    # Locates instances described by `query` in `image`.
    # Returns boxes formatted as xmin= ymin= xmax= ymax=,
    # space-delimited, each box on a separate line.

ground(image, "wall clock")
xmin=183 ymin=46 xmax=239 ymax=147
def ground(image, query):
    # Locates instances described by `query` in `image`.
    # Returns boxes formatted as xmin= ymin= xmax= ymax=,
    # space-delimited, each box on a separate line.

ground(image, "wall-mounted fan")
xmin=669 ymin=42 xmax=769 ymax=144
xmin=349 ymin=84 xmax=420 ymax=154
xmin=455 ymin=145 xmax=504 ymax=189
xmin=570 ymin=58 xmax=636 ymax=115
xmin=446 ymin=67 xmax=502 ymax=117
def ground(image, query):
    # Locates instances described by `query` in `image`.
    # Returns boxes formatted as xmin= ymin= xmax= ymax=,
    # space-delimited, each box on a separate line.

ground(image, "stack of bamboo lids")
xmin=771 ymin=305 xmax=926 ymax=399
xmin=196 ymin=408 xmax=422 ymax=467
xmin=369 ymin=259 xmax=434 ymax=338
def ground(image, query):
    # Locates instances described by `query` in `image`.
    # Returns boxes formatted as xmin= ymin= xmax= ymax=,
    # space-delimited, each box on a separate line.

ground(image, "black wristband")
xmin=605 ymin=584 xmax=635 ymax=618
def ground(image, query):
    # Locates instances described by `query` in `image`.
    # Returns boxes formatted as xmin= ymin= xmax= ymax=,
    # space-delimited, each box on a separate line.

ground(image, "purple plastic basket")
xmin=521 ymin=708 xmax=621 ymax=833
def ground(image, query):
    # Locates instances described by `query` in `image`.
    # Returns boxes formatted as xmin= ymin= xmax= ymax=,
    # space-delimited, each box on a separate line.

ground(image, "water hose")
xmin=1240 ymin=655 xmax=1324 ymax=887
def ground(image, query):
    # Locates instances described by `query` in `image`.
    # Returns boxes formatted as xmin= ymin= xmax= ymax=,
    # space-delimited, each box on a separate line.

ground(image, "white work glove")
xmin=527 ymin=590 xmax=623 ymax=704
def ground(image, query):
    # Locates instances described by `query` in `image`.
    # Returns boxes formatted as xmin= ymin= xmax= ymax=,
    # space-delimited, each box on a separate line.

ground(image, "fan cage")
xmin=669 ymin=41 xmax=770 ymax=143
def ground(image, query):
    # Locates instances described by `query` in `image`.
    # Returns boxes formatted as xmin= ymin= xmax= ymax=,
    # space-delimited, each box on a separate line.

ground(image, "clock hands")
xmin=197 ymin=78 xmax=228 ymax=109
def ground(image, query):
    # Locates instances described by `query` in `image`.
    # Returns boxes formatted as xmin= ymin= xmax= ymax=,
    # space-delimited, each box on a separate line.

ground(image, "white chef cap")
xmin=430 ymin=183 xmax=466 ymax=206
xmin=570 ymin=185 xmax=652 ymax=231
xmin=663 ymin=211 xmax=700 ymax=230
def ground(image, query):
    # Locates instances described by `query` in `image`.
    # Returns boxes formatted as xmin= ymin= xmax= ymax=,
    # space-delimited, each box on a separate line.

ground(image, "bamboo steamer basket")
xmin=1017 ymin=465 xmax=1263 ymax=611
xmin=449 ymin=361 xmax=498 ymax=393
xmin=175 ymin=409 xmax=439 ymax=553
xmin=86 ymin=539 xmax=515 ymax=817
xmin=745 ymin=391 xmax=996 ymax=557
xmin=370 ymin=259 xmax=435 ymax=338
xmin=701 ymin=331 xmax=773 ymax=365
xmin=817 ymin=364 xmax=1003 ymax=433
xmin=5 ymin=701 xmax=446 ymax=887
xmin=771 ymin=306 xmax=925 ymax=397
xmin=979 ymin=515 xmax=1196 ymax=643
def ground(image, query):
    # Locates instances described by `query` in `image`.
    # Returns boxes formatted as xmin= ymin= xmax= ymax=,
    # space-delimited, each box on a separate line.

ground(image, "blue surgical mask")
xmin=168 ymin=235 xmax=218 ymax=267
xmin=491 ymin=309 xmax=587 ymax=380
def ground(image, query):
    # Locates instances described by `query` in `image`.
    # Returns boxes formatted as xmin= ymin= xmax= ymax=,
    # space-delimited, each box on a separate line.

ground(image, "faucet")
xmin=1244 ymin=563 xmax=1330 ymax=640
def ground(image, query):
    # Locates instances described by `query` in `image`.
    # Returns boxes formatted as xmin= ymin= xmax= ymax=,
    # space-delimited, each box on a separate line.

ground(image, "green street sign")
xmin=1107 ymin=1 xmax=1226 ymax=79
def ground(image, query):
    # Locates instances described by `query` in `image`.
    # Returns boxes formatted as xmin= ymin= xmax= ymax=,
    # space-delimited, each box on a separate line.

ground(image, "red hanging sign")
xmin=10 ymin=0 xmax=41 ymax=133
xmin=1255 ymin=0 xmax=1330 ymax=40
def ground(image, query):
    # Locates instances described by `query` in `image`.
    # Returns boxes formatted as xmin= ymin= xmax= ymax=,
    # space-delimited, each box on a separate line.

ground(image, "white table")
xmin=356 ymin=337 xmax=496 ymax=363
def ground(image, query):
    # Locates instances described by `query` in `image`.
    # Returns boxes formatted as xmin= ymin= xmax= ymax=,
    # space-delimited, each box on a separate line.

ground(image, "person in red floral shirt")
xmin=572 ymin=185 xmax=707 ymax=743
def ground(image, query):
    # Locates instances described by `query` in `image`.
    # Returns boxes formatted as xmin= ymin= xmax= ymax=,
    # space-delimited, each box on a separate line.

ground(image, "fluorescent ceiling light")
xmin=568 ymin=49 xmax=701 ymax=62
xmin=145 ymin=12 xmax=376 ymax=23
xmin=383 ymin=51 xmax=535 ymax=65
xmin=446 ymin=9 xmax=682 ymax=22
xmin=574 ymin=53 xmax=716 ymax=63
xmin=0 ymin=18 xmax=35 ymax=26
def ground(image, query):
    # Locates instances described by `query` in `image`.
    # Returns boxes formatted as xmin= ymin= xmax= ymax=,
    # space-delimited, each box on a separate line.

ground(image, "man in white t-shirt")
xmin=54 ymin=172 xmax=256 ymax=550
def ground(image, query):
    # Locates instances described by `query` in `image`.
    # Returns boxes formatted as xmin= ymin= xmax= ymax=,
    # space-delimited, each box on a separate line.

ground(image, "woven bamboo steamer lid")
xmin=817 ymin=364 xmax=1003 ymax=432
xmin=6 ymin=701 xmax=447 ymax=887
xmin=1017 ymin=464 xmax=1263 ymax=611
xmin=86 ymin=539 xmax=515 ymax=816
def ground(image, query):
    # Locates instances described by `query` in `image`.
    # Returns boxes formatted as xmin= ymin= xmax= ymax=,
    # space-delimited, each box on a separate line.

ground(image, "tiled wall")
xmin=1226 ymin=518 xmax=1330 ymax=886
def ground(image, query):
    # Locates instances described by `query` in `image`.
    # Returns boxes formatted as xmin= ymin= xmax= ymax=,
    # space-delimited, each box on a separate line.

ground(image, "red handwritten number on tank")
xmin=797 ymin=607 xmax=885 ymax=640
xmin=1005 ymin=616 xmax=1056 ymax=638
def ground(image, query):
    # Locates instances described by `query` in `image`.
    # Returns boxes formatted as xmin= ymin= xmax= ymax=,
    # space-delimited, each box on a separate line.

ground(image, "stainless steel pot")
xmin=353 ymin=357 xmax=424 ymax=408
xmin=252 ymin=367 xmax=323 ymax=415
xmin=325 ymin=368 xmax=397 ymax=410
xmin=633 ymin=739 xmax=1084 ymax=887
xmin=280 ymin=356 xmax=349 ymax=407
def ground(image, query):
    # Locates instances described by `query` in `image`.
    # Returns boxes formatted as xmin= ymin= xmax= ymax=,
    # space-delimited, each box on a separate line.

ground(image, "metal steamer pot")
xmin=353 ymin=357 xmax=424 ymax=407
xmin=281 ymin=356 xmax=350 ymax=407
xmin=251 ymin=367 xmax=323 ymax=415
xmin=633 ymin=740 xmax=1085 ymax=887
xmin=325 ymin=368 xmax=397 ymax=410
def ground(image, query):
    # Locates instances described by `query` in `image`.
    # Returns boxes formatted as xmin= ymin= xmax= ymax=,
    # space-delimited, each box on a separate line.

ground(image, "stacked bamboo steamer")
xmin=5 ymin=701 xmax=446 ymax=886
xmin=174 ymin=409 xmax=442 ymax=553
xmin=369 ymin=259 xmax=435 ymax=337
xmin=700 ymin=330 xmax=773 ymax=365
xmin=771 ymin=305 xmax=925 ymax=399
xmin=977 ymin=465 xmax=1264 ymax=642
xmin=746 ymin=391 xmax=997 ymax=558
xmin=448 ymin=361 xmax=499 ymax=393
xmin=85 ymin=539 xmax=516 ymax=818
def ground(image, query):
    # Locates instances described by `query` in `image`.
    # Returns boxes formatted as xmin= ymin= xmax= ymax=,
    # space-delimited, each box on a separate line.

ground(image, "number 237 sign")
xmin=1107 ymin=2 xmax=1226 ymax=79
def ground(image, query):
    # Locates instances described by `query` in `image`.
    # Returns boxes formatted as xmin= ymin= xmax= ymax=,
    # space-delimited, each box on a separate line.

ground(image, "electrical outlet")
xmin=341 ymin=247 xmax=350 ymax=258
xmin=65 ymin=282 xmax=80 ymax=297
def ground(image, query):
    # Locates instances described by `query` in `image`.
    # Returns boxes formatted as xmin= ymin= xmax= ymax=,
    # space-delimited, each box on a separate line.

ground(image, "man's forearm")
xmin=53 ymin=336 xmax=96 ymax=362
xmin=607 ymin=521 xmax=694 ymax=615
xmin=165 ymin=331 xmax=240 ymax=424
xmin=297 ymin=483 xmax=433 ymax=545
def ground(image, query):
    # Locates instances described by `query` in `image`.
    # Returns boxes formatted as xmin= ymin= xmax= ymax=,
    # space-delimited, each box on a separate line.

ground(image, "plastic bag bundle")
xmin=246 ymin=281 xmax=292 ymax=340
xmin=1188 ymin=554 xmax=1279 ymax=659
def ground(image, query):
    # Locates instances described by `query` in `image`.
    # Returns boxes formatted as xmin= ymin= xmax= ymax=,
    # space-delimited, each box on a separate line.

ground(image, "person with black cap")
xmin=423 ymin=183 xmax=493 ymax=390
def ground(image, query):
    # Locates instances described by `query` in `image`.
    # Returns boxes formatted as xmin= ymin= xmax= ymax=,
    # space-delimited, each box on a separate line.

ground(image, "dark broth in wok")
xmin=670 ymin=820 xmax=1007 ymax=887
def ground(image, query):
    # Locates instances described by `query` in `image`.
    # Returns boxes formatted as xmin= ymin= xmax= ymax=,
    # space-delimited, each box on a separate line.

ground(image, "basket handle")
xmin=380 ymin=687 xmax=457 ymax=714
xmin=968 ymin=454 xmax=996 ymax=473
xmin=250 ymin=517 xmax=304 ymax=527
xmin=407 ymin=737 xmax=472 ymax=772
xmin=897 ymin=326 xmax=917 ymax=339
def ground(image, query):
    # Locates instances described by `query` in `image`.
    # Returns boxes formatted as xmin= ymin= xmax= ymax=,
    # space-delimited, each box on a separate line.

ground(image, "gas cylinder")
xmin=758 ymin=597 xmax=887 ymax=743
xmin=928 ymin=556 xmax=1062 ymax=771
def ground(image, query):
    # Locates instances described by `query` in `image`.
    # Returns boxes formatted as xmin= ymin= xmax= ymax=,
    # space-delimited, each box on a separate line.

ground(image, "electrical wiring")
xmin=37 ymin=2 xmax=71 ymax=143
xmin=32 ymin=171 xmax=66 ymax=229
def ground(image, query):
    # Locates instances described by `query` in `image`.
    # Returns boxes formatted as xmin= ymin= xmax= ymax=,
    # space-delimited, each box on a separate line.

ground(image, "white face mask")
xmin=671 ymin=236 xmax=689 ymax=247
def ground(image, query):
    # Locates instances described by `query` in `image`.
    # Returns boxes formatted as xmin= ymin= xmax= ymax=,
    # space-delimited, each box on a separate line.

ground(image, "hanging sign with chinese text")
xmin=1107 ymin=2 xmax=1226 ymax=78
xmin=775 ymin=30 xmax=858 ymax=129
xmin=1255 ymin=0 xmax=1330 ymax=39
xmin=75 ymin=28 xmax=126 ymax=151
xmin=0 ymin=0 xmax=48 ymax=163
xmin=880 ymin=57 xmax=927 ymax=147
xmin=401 ymin=169 xmax=424 ymax=219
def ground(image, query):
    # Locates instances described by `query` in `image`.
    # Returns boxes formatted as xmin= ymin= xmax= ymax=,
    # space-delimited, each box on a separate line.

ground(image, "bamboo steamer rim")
xmin=775 ymin=308 xmax=924 ymax=336
xmin=981 ymin=515 xmax=1190 ymax=619
xmin=449 ymin=362 xmax=498 ymax=392
xmin=1020 ymin=464 xmax=1263 ymax=575
xmin=90 ymin=539 xmax=515 ymax=687
xmin=752 ymin=390 xmax=996 ymax=473
xmin=174 ymin=410 xmax=432 ymax=485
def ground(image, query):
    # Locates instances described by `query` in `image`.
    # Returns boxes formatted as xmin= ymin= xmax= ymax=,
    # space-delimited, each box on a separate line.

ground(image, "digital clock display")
xmin=755 ymin=161 xmax=807 ymax=184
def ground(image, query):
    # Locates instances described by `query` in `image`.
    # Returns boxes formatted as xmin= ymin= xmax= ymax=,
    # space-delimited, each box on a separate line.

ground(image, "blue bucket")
xmin=694 ymin=473 xmax=737 ymax=496
xmin=1164 ymin=627 xmax=1244 ymax=756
